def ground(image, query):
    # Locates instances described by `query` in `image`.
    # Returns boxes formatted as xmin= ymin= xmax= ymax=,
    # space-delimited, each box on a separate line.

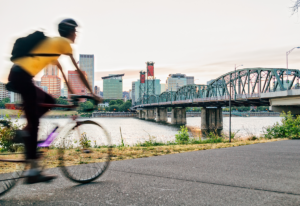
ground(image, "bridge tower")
xmin=146 ymin=62 xmax=155 ymax=103
xmin=139 ymin=71 xmax=146 ymax=103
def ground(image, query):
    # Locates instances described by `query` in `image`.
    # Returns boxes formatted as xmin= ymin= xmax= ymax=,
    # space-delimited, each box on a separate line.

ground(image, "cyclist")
xmin=7 ymin=18 xmax=100 ymax=184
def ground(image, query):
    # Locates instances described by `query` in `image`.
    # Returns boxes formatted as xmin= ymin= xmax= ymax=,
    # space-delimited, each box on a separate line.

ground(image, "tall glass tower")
xmin=79 ymin=54 xmax=94 ymax=92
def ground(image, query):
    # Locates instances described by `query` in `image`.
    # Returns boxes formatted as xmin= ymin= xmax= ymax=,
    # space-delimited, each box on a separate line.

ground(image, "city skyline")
xmin=1 ymin=1 xmax=300 ymax=91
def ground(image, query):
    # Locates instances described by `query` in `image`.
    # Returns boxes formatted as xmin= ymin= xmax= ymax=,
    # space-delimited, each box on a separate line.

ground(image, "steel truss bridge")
xmin=133 ymin=68 xmax=300 ymax=108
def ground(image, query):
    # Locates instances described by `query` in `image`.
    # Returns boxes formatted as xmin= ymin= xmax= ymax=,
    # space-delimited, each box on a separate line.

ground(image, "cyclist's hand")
xmin=93 ymin=95 xmax=103 ymax=103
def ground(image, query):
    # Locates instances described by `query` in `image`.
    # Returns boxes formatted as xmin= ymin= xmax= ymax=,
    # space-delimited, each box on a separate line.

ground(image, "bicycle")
xmin=0 ymin=95 xmax=111 ymax=197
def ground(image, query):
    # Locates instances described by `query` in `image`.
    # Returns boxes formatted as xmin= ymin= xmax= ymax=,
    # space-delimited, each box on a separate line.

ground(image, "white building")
xmin=166 ymin=73 xmax=194 ymax=91
xmin=60 ymin=82 xmax=68 ymax=97
xmin=166 ymin=74 xmax=187 ymax=92
xmin=161 ymin=84 xmax=166 ymax=93
xmin=10 ymin=92 xmax=22 ymax=103
xmin=98 ymin=102 xmax=109 ymax=107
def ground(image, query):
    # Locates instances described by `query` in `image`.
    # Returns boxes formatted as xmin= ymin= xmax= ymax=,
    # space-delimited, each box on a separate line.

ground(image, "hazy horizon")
xmin=1 ymin=0 xmax=300 ymax=91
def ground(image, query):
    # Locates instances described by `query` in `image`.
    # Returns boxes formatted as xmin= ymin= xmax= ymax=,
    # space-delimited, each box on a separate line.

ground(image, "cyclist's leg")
xmin=8 ymin=65 xmax=38 ymax=160
xmin=8 ymin=65 xmax=56 ymax=183
xmin=35 ymin=86 xmax=55 ymax=118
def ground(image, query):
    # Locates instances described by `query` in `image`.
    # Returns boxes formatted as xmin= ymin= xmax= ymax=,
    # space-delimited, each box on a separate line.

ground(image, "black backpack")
xmin=10 ymin=31 xmax=60 ymax=61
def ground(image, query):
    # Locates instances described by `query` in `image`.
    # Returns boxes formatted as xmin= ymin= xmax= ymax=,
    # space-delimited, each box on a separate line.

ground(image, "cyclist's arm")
xmin=56 ymin=61 xmax=74 ymax=94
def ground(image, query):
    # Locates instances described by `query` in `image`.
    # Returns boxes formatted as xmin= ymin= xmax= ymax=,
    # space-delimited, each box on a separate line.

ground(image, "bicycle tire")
xmin=59 ymin=120 xmax=111 ymax=183
xmin=0 ymin=152 xmax=26 ymax=197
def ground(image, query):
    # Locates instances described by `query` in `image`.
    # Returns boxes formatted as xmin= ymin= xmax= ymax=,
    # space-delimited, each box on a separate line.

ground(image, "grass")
xmin=0 ymin=109 xmax=77 ymax=117
xmin=0 ymin=138 xmax=286 ymax=173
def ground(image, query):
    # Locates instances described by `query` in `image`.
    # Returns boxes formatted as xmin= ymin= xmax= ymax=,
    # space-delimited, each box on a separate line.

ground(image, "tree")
xmin=119 ymin=101 xmax=132 ymax=112
xmin=109 ymin=105 xmax=119 ymax=112
xmin=116 ymin=99 xmax=124 ymax=105
xmin=54 ymin=97 xmax=69 ymax=110
xmin=83 ymin=101 xmax=94 ymax=110
xmin=109 ymin=100 xmax=116 ymax=106
xmin=2 ymin=98 xmax=10 ymax=104
xmin=79 ymin=100 xmax=94 ymax=112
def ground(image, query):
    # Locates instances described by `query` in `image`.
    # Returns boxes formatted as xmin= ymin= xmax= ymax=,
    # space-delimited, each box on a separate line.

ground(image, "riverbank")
xmin=0 ymin=109 xmax=77 ymax=117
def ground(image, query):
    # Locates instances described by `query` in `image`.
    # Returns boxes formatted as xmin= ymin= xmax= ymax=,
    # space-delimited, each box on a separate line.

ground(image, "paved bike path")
xmin=1 ymin=140 xmax=300 ymax=205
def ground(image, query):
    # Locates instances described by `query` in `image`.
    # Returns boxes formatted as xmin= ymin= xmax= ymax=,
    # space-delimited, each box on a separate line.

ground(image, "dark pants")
xmin=8 ymin=65 xmax=55 ymax=159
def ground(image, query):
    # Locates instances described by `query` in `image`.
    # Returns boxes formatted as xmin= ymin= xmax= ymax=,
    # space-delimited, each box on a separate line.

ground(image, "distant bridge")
xmin=133 ymin=68 xmax=300 ymax=136
xmin=134 ymin=68 xmax=300 ymax=108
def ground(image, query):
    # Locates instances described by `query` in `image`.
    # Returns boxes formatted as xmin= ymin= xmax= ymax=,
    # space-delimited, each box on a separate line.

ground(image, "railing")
xmin=133 ymin=86 xmax=300 ymax=108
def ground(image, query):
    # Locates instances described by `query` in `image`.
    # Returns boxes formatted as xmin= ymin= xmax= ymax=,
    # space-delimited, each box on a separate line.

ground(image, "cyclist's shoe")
xmin=24 ymin=173 xmax=57 ymax=184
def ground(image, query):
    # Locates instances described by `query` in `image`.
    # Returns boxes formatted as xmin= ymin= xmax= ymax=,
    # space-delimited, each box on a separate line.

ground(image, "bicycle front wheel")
xmin=59 ymin=120 xmax=111 ymax=183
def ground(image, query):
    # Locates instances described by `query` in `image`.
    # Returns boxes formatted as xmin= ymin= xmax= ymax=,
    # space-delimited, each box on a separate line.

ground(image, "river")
xmin=10 ymin=116 xmax=281 ymax=146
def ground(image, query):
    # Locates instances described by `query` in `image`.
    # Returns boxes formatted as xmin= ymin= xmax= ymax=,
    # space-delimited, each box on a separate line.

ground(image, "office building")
xmin=62 ymin=82 xmax=68 ymax=97
xmin=61 ymin=88 xmax=65 ymax=97
xmin=34 ymin=80 xmax=41 ymax=87
xmin=166 ymin=73 xmax=186 ymax=91
xmin=132 ymin=81 xmax=136 ymax=104
xmin=68 ymin=71 xmax=88 ymax=97
xmin=39 ymin=86 xmax=48 ymax=93
xmin=0 ymin=83 xmax=10 ymax=100
xmin=102 ymin=74 xmax=124 ymax=99
xmin=10 ymin=92 xmax=22 ymax=103
xmin=161 ymin=84 xmax=166 ymax=93
xmin=166 ymin=73 xmax=193 ymax=91
xmin=129 ymin=89 xmax=132 ymax=99
xmin=94 ymin=85 xmax=100 ymax=96
xmin=79 ymin=54 xmax=94 ymax=92
xmin=186 ymin=76 xmax=194 ymax=85
xmin=41 ymin=65 xmax=61 ymax=98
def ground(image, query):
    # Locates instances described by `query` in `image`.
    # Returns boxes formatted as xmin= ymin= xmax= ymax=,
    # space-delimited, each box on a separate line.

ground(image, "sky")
xmin=1 ymin=0 xmax=300 ymax=91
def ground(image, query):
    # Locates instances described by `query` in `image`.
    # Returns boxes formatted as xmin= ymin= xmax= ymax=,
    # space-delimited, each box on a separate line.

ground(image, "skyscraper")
xmin=41 ymin=65 xmax=61 ymax=98
xmin=132 ymin=81 xmax=136 ymax=104
xmin=102 ymin=74 xmax=124 ymax=99
xmin=79 ymin=54 xmax=94 ymax=92
xmin=68 ymin=71 xmax=88 ymax=98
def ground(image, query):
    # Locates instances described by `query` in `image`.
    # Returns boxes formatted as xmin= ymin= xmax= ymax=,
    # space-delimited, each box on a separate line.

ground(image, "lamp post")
xmin=229 ymin=64 xmax=243 ymax=143
xmin=286 ymin=47 xmax=300 ymax=84
xmin=229 ymin=75 xmax=232 ymax=143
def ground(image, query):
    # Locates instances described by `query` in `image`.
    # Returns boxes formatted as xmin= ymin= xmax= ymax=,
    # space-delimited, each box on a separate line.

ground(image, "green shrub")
xmin=0 ymin=114 xmax=23 ymax=152
xmin=175 ymin=126 xmax=189 ymax=144
xmin=79 ymin=132 xmax=91 ymax=148
xmin=264 ymin=111 xmax=300 ymax=139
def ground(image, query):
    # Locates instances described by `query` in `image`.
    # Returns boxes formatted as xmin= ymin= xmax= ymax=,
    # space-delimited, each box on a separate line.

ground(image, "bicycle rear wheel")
xmin=59 ymin=120 xmax=111 ymax=183
xmin=0 ymin=152 xmax=26 ymax=197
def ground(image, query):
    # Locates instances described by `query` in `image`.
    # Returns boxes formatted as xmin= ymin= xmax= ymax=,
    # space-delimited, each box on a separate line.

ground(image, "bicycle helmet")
xmin=58 ymin=18 xmax=78 ymax=37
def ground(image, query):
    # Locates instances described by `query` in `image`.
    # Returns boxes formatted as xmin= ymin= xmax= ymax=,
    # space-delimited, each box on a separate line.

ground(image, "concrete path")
xmin=1 ymin=140 xmax=300 ymax=205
